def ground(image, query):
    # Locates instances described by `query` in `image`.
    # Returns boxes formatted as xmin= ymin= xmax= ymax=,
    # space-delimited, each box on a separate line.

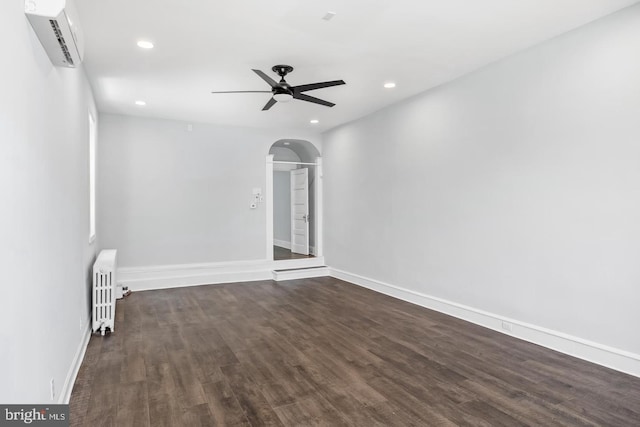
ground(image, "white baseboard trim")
xmin=330 ymin=268 xmax=640 ymax=378
xmin=274 ymin=239 xmax=291 ymax=249
xmin=119 ymin=259 xmax=273 ymax=291
xmin=273 ymin=266 xmax=329 ymax=281
xmin=119 ymin=257 xmax=327 ymax=292
xmin=272 ymin=257 xmax=326 ymax=270
xmin=60 ymin=322 xmax=91 ymax=404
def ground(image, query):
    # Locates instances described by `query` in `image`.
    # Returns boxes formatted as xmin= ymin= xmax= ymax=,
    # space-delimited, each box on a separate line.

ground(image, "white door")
xmin=290 ymin=168 xmax=309 ymax=255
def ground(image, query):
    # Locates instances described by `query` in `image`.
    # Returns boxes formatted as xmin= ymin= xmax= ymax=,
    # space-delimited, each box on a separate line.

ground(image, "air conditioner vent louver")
xmin=49 ymin=19 xmax=74 ymax=66
xmin=25 ymin=0 xmax=84 ymax=68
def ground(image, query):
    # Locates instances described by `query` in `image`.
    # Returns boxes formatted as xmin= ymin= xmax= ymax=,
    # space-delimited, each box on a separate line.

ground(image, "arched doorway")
xmin=266 ymin=140 xmax=323 ymax=262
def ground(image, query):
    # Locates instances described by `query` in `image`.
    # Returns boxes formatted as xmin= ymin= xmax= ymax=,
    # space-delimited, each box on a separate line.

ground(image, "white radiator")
xmin=92 ymin=249 xmax=117 ymax=335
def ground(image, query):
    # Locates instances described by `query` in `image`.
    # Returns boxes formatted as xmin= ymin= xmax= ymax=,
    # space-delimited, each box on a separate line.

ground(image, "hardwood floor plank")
xmin=461 ymin=379 xmax=581 ymax=426
xmin=70 ymin=277 xmax=640 ymax=426
xmin=220 ymin=363 xmax=284 ymax=426
xmin=459 ymin=400 xmax=528 ymax=427
xmin=178 ymin=403 xmax=216 ymax=427
xmin=201 ymin=378 xmax=251 ymax=425
xmin=145 ymin=397 xmax=182 ymax=427
xmin=272 ymin=393 xmax=350 ymax=427
xmin=82 ymin=379 xmax=119 ymax=427
xmin=166 ymin=350 xmax=208 ymax=409
xmin=115 ymin=381 xmax=150 ymax=427
xmin=145 ymin=364 xmax=182 ymax=427
xmin=367 ymin=374 xmax=458 ymax=426
xmin=303 ymin=381 xmax=392 ymax=426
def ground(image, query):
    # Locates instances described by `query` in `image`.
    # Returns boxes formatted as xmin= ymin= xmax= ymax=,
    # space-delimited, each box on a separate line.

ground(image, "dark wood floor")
xmin=70 ymin=277 xmax=640 ymax=426
xmin=273 ymin=245 xmax=313 ymax=261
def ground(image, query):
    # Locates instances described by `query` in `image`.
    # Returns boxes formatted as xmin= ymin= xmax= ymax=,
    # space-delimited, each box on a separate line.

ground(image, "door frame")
xmin=266 ymin=155 xmax=323 ymax=260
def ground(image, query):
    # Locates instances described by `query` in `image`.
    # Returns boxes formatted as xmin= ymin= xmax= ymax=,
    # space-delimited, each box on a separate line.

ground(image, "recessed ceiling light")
xmin=135 ymin=100 xmax=146 ymax=106
xmin=310 ymin=119 xmax=319 ymax=124
xmin=136 ymin=40 xmax=154 ymax=49
xmin=283 ymin=142 xmax=291 ymax=146
xmin=384 ymin=82 xmax=396 ymax=89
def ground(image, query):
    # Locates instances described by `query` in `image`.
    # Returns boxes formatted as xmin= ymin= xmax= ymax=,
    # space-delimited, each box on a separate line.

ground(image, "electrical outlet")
xmin=501 ymin=321 xmax=512 ymax=332
xmin=50 ymin=378 xmax=55 ymax=400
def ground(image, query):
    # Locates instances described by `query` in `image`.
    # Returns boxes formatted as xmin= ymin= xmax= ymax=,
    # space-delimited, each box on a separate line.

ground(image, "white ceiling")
xmin=76 ymin=0 xmax=638 ymax=132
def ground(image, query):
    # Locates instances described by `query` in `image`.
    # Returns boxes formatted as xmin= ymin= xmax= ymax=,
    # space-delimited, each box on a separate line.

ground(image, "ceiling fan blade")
xmin=292 ymin=80 xmax=345 ymax=93
xmin=252 ymin=69 xmax=278 ymax=88
xmin=293 ymin=93 xmax=335 ymax=107
xmin=211 ymin=90 xmax=272 ymax=94
xmin=262 ymin=97 xmax=277 ymax=111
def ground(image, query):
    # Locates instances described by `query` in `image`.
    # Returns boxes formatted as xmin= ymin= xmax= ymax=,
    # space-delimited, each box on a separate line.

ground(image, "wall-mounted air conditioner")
xmin=24 ymin=0 xmax=84 ymax=68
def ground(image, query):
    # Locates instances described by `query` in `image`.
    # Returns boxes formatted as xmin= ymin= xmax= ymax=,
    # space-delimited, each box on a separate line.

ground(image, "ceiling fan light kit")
xmin=211 ymin=64 xmax=345 ymax=111
xmin=273 ymin=93 xmax=293 ymax=102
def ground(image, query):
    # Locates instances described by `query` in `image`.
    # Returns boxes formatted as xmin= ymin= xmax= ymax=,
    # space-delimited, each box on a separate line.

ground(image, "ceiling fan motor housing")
xmin=272 ymin=65 xmax=294 ymax=78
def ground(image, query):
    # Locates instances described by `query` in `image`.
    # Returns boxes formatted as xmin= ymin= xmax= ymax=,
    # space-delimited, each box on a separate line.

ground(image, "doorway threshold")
xmin=273 ymin=265 xmax=329 ymax=281
xmin=271 ymin=256 xmax=325 ymax=270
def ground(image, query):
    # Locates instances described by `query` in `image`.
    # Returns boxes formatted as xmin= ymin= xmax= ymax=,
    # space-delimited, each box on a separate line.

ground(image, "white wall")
xmin=273 ymin=171 xmax=291 ymax=245
xmin=0 ymin=2 xmax=97 ymax=403
xmin=98 ymin=114 xmax=320 ymax=267
xmin=324 ymin=3 xmax=640 ymax=359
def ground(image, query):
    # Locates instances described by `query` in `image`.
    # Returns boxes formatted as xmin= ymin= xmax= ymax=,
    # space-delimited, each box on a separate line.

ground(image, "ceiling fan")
xmin=211 ymin=65 xmax=346 ymax=111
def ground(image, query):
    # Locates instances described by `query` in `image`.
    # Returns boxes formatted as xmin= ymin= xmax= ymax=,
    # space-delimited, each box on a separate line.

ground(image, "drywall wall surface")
xmin=324 ymin=121 xmax=396 ymax=283
xmin=98 ymin=114 xmax=320 ymax=267
xmin=0 ymin=2 xmax=97 ymax=402
xmin=323 ymin=4 xmax=640 ymax=355
xmin=273 ymin=171 xmax=291 ymax=244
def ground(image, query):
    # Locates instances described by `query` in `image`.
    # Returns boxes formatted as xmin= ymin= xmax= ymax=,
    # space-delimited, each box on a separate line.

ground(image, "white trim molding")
xmin=119 ymin=257 xmax=326 ymax=292
xmin=272 ymin=257 xmax=326 ymax=270
xmin=119 ymin=259 xmax=272 ymax=291
xmin=274 ymin=239 xmax=291 ymax=250
xmin=265 ymin=154 xmax=274 ymax=261
xmin=273 ymin=266 xmax=329 ymax=281
xmin=60 ymin=322 xmax=91 ymax=404
xmin=330 ymin=268 xmax=640 ymax=378
xmin=314 ymin=157 xmax=323 ymax=257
